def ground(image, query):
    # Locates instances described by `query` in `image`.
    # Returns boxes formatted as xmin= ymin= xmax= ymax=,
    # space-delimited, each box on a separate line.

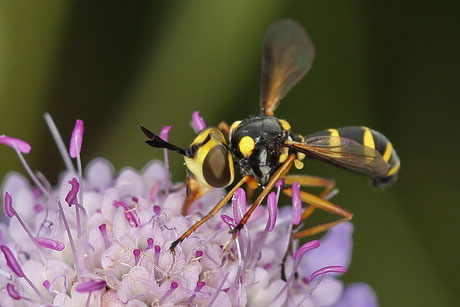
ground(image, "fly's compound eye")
xmin=203 ymin=145 xmax=232 ymax=188
xmin=184 ymin=127 xmax=235 ymax=189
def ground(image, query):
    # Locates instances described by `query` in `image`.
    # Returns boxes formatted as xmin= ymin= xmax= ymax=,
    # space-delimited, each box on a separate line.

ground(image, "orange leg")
xmin=283 ymin=188 xmax=353 ymax=239
xmin=218 ymin=121 xmax=230 ymax=138
xmin=182 ymin=176 xmax=212 ymax=215
xmin=170 ymin=175 xmax=251 ymax=253
xmin=230 ymin=154 xmax=296 ymax=237
xmin=283 ymin=175 xmax=335 ymax=221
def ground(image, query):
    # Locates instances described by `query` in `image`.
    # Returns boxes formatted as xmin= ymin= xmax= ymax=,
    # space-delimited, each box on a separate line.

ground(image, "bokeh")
xmin=0 ymin=1 xmax=458 ymax=306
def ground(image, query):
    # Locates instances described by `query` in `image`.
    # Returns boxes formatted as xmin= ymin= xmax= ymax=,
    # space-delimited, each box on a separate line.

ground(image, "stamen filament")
xmin=43 ymin=113 xmax=75 ymax=173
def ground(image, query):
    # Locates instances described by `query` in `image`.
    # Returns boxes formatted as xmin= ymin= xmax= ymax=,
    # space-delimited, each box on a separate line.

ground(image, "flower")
xmin=0 ymin=112 xmax=378 ymax=306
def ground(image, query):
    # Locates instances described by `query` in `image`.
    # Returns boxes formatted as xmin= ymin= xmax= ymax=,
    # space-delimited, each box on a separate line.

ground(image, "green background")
xmin=0 ymin=1 xmax=458 ymax=306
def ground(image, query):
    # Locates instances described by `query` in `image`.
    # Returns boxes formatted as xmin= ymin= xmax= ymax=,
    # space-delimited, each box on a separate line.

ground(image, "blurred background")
xmin=0 ymin=1 xmax=458 ymax=306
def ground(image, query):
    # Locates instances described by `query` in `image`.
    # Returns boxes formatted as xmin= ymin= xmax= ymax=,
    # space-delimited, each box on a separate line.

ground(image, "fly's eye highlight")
xmin=203 ymin=145 xmax=231 ymax=188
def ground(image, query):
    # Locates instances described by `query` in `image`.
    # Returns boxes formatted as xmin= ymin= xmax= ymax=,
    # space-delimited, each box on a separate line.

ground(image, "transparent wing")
xmin=259 ymin=19 xmax=314 ymax=116
xmin=285 ymin=136 xmax=389 ymax=177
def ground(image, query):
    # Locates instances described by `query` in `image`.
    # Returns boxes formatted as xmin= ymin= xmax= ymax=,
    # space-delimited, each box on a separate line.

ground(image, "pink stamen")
xmin=294 ymin=240 xmax=320 ymax=260
xmin=132 ymin=196 xmax=139 ymax=203
xmin=113 ymin=200 xmax=139 ymax=227
xmin=308 ymin=265 xmax=347 ymax=282
xmin=35 ymin=237 xmax=65 ymax=251
xmin=43 ymin=280 xmax=51 ymax=290
xmin=154 ymin=245 xmax=161 ymax=280
xmin=146 ymin=238 xmax=154 ymax=250
xmin=0 ymin=135 xmax=31 ymax=154
xmin=69 ymin=120 xmax=84 ymax=159
xmin=266 ymin=192 xmax=278 ymax=232
xmin=65 ymin=178 xmax=79 ymax=207
xmin=188 ymin=281 xmax=205 ymax=304
xmin=1 ymin=245 xmax=25 ymax=277
xmin=76 ymin=280 xmax=106 ymax=292
xmin=33 ymin=203 xmax=43 ymax=213
xmin=153 ymin=205 xmax=161 ymax=215
xmin=4 ymin=192 xmax=14 ymax=217
xmin=232 ymin=188 xmax=247 ymax=223
xmin=221 ymin=214 xmax=236 ymax=228
xmin=191 ymin=111 xmax=207 ymax=133
xmin=291 ymin=182 xmax=302 ymax=225
xmin=99 ymin=224 xmax=110 ymax=249
xmin=195 ymin=250 xmax=203 ymax=258
xmin=133 ymin=249 xmax=141 ymax=265
xmin=159 ymin=282 xmax=178 ymax=304
xmin=7 ymin=283 xmax=21 ymax=300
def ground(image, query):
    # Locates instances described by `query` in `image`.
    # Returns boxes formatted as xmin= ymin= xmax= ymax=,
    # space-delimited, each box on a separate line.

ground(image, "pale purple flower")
xmin=0 ymin=113 xmax=378 ymax=306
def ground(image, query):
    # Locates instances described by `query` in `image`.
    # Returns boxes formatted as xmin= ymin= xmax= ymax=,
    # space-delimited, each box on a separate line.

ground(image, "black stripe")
xmin=337 ymin=127 xmax=365 ymax=144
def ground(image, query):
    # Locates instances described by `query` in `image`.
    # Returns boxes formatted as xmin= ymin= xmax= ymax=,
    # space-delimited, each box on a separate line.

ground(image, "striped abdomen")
xmin=308 ymin=126 xmax=400 ymax=188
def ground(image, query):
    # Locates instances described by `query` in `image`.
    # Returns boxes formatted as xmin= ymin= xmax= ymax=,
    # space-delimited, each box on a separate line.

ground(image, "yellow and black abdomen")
xmin=308 ymin=126 xmax=400 ymax=188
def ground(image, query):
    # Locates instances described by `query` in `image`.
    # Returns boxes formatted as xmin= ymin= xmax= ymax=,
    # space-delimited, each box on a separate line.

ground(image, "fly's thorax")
xmin=229 ymin=115 xmax=293 ymax=186
xmin=184 ymin=127 xmax=234 ymax=188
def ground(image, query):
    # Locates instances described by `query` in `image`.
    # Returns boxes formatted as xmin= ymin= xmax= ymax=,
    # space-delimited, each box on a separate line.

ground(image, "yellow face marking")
xmin=328 ymin=128 xmax=341 ymax=147
xmin=382 ymin=142 xmax=393 ymax=163
xmin=279 ymin=119 xmax=291 ymax=131
xmin=279 ymin=147 xmax=289 ymax=163
xmin=296 ymin=152 xmax=306 ymax=161
xmin=362 ymin=127 xmax=375 ymax=149
xmin=229 ymin=121 xmax=241 ymax=134
xmin=294 ymin=159 xmax=304 ymax=169
xmin=238 ymin=136 xmax=255 ymax=157
xmin=386 ymin=162 xmax=400 ymax=176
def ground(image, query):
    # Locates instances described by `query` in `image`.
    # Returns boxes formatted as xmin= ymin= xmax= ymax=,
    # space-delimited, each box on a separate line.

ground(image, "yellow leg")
xmin=230 ymin=154 xmax=296 ymax=236
xmin=170 ymin=175 xmax=250 ymax=253
xmin=283 ymin=188 xmax=353 ymax=239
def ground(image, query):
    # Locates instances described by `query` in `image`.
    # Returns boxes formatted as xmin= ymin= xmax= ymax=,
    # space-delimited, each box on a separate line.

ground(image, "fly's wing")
xmin=259 ymin=19 xmax=314 ymax=116
xmin=285 ymin=136 xmax=389 ymax=177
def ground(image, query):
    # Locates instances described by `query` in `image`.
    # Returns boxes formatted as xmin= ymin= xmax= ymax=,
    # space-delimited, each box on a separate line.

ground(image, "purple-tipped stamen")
xmin=195 ymin=250 xmax=203 ymax=258
xmin=191 ymin=111 xmax=207 ymax=133
xmin=291 ymin=182 xmax=302 ymax=225
xmin=43 ymin=280 xmax=51 ymax=290
xmin=221 ymin=214 xmax=236 ymax=228
xmin=187 ymin=281 xmax=205 ymax=304
xmin=4 ymin=192 xmax=14 ymax=218
xmin=65 ymin=178 xmax=79 ymax=207
xmin=146 ymin=238 xmax=154 ymax=250
xmin=1 ymin=245 xmax=45 ymax=301
xmin=1 ymin=245 xmax=25 ymax=277
xmin=133 ymin=249 xmax=141 ymax=265
xmin=113 ymin=200 xmax=139 ymax=227
xmin=35 ymin=237 xmax=65 ymax=251
xmin=99 ymin=224 xmax=110 ymax=249
xmin=232 ymin=188 xmax=247 ymax=223
xmin=153 ymin=205 xmax=161 ymax=215
xmin=294 ymin=240 xmax=320 ymax=260
xmin=265 ymin=192 xmax=278 ymax=232
xmin=76 ymin=280 xmax=106 ymax=292
xmin=69 ymin=120 xmax=84 ymax=159
xmin=271 ymin=240 xmax=321 ymax=304
xmin=159 ymin=281 xmax=178 ymax=305
xmin=0 ymin=135 xmax=31 ymax=154
xmin=7 ymin=283 xmax=21 ymax=300
xmin=308 ymin=265 xmax=347 ymax=282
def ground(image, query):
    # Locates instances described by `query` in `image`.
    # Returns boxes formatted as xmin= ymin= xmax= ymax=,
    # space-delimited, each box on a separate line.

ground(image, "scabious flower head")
xmin=0 ymin=113 xmax=378 ymax=306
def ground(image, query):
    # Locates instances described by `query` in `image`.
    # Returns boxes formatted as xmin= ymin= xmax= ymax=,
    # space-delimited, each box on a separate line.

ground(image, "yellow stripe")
xmin=328 ymin=128 xmax=340 ymax=146
xmin=362 ymin=127 xmax=375 ymax=149
xmin=386 ymin=162 xmax=400 ymax=176
xmin=382 ymin=142 xmax=393 ymax=163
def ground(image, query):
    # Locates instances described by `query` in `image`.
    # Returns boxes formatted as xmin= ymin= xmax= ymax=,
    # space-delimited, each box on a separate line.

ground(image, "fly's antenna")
xmin=138 ymin=123 xmax=190 ymax=157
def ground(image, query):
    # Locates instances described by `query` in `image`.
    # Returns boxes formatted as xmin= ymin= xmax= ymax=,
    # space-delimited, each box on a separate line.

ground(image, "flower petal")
xmin=333 ymin=283 xmax=379 ymax=307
